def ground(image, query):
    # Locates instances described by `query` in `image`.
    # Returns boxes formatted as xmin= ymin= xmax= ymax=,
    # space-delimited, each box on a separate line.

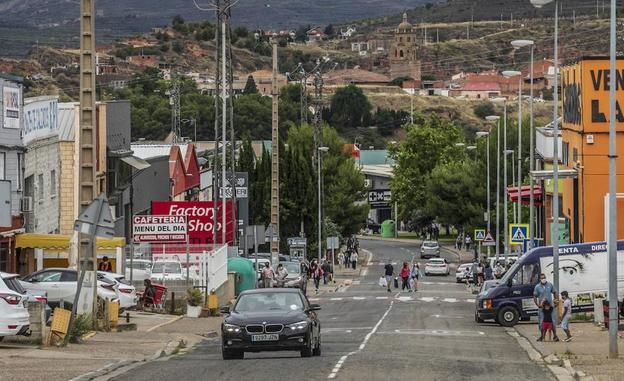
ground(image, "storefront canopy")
xmin=507 ymin=185 xmax=543 ymax=206
xmin=15 ymin=233 xmax=125 ymax=250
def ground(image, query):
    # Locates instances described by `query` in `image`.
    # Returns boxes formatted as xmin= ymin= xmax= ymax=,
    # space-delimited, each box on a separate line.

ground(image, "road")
xmin=113 ymin=238 xmax=552 ymax=381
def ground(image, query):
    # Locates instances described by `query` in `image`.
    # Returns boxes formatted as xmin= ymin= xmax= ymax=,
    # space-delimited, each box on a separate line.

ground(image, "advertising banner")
xmin=3 ymin=86 xmax=20 ymax=129
xmin=23 ymin=97 xmax=59 ymax=145
xmin=132 ymin=215 xmax=187 ymax=243
xmin=151 ymin=201 xmax=234 ymax=244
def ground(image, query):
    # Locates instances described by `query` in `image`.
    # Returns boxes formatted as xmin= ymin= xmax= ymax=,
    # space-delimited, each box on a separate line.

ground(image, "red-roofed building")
xmin=453 ymin=81 xmax=501 ymax=99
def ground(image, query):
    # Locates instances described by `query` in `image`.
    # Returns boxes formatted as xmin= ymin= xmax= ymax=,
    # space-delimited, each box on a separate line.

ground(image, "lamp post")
xmin=317 ymin=146 xmax=329 ymax=263
xmin=181 ymin=118 xmax=197 ymax=142
xmin=502 ymin=70 xmax=523 ymax=226
xmin=504 ymin=149 xmax=516 ymax=224
xmin=477 ymin=131 xmax=491 ymax=256
xmin=491 ymin=98 xmax=508 ymax=256
xmin=486 ymin=115 xmax=501 ymax=259
xmin=530 ymin=0 xmax=560 ymax=305
xmin=512 ymin=39 xmax=536 ymax=248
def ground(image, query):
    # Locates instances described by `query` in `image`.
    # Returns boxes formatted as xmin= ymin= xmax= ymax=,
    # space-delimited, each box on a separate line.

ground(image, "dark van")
xmin=475 ymin=240 xmax=624 ymax=327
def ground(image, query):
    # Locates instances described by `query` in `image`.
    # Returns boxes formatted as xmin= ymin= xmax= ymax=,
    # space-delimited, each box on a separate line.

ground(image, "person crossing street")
xmin=384 ymin=261 xmax=394 ymax=293
xmin=399 ymin=262 xmax=411 ymax=292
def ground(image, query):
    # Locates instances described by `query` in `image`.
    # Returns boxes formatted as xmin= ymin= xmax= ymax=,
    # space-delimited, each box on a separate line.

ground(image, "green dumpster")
xmin=381 ymin=220 xmax=396 ymax=238
xmin=227 ymin=257 xmax=256 ymax=295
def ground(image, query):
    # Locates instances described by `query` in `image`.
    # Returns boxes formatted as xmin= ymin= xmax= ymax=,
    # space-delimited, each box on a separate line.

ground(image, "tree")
xmin=329 ymin=85 xmax=372 ymax=132
xmin=473 ymin=101 xmax=495 ymax=119
xmin=324 ymin=24 xmax=334 ymax=37
xmin=243 ymin=75 xmax=258 ymax=94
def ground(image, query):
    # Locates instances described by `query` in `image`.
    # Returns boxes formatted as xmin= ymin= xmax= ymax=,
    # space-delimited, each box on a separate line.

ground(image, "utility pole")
xmin=270 ymin=40 xmax=280 ymax=259
xmin=168 ymin=80 xmax=181 ymax=143
xmin=79 ymin=0 xmax=97 ymax=329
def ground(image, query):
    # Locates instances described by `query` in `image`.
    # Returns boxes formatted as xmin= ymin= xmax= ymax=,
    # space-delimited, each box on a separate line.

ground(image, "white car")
xmin=424 ymin=258 xmax=450 ymax=276
xmin=98 ymin=272 xmax=137 ymax=310
xmin=0 ymin=273 xmax=30 ymax=341
xmin=1 ymin=272 xmax=51 ymax=322
xmin=150 ymin=261 xmax=185 ymax=282
xmin=455 ymin=263 xmax=473 ymax=283
xmin=20 ymin=268 xmax=119 ymax=308
xmin=125 ymin=259 xmax=152 ymax=281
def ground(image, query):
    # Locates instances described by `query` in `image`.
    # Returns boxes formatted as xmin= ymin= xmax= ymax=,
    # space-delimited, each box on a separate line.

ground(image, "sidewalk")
xmin=0 ymin=312 xmax=222 ymax=381
xmin=514 ymin=321 xmax=624 ymax=380
xmin=310 ymin=249 xmax=371 ymax=294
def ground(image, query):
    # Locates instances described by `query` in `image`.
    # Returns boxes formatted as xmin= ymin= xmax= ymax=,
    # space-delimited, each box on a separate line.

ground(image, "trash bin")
xmin=227 ymin=257 xmax=256 ymax=295
xmin=381 ymin=220 xmax=396 ymax=238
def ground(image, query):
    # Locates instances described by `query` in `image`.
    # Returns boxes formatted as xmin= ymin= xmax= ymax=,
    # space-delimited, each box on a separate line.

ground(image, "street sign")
xmin=132 ymin=215 xmax=187 ymax=243
xmin=474 ymin=229 xmax=486 ymax=241
xmin=219 ymin=187 xmax=248 ymax=199
xmin=265 ymin=224 xmax=278 ymax=242
xmin=327 ymin=236 xmax=340 ymax=250
xmin=73 ymin=194 xmax=115 ymax=239
xmin=367 ymin=189 xmax=391 ymax=207
xmin=509 ymin=224 xmax=530 ymax=246
xmin=482 ymin=231 xmax=496 ymax=247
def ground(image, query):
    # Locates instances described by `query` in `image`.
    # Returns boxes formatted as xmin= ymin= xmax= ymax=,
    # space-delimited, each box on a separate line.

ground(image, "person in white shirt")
xmin=560 ymin=291 xmax=573 ymax=342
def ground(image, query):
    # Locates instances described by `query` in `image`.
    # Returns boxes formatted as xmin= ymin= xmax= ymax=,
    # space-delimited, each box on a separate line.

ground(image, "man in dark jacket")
xmin=384 ymin=262 xmax=394 ymax=293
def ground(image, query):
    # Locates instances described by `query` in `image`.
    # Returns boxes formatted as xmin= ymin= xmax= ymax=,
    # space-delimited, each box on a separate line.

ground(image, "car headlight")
xmin=224 ymin=323 xmax=242 ymax=333
xmin=286 ymin=320 xmax=308 ymax=331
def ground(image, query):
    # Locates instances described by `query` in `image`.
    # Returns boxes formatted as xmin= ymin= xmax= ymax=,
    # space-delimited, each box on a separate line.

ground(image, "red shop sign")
xmin=151 ymin=201 xmax=234 ymax=244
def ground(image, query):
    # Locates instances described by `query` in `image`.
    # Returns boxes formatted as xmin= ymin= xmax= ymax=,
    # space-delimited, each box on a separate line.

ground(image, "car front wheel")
xmin=497 ymin=306 xmax=519 ymax=327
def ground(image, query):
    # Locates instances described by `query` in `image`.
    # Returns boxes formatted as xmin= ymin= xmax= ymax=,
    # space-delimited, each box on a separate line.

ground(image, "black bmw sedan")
xmin=220 ymin=288 xmax=321 ymax=359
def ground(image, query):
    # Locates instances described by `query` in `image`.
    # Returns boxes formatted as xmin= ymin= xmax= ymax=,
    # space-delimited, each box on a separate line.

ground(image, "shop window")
xmin=50 ymin=169 xmax=57 ymax=197
xmin=37 ymin=174 xmax=44 ymax=201
xmin=562 ymin=142 xmax=569 ymax=166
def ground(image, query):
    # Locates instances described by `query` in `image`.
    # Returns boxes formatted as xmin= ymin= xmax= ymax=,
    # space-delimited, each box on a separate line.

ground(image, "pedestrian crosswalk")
xmin=308 ymin=296 xmax=476 ymax=304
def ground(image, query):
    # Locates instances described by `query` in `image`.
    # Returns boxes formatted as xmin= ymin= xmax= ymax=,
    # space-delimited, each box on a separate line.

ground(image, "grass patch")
xmin=69 ymin=314 xmax=92 ymax=344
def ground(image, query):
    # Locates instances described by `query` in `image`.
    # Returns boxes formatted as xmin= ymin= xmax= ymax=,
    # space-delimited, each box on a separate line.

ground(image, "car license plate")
xmin=251 ymin=334 xmax=279 ymax=342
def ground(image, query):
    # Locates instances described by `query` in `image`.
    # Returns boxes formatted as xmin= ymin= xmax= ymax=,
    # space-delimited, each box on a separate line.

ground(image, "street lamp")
xmin=317 ymin=146 xmax=329 ymax=263
xmin=503 ymin=70 xmax=523 ymax=225
xmin=491 ymin=97 xmax=509 ymax=256
xmin=512 ymin=39 xmax=536 ymax=249
xmin=486 ymin=115 xmax=501 ymax=259
xmin=477 ymin=131 xmax=491 ymax=256
xmin=504 ymin=149 xmax=517 ymax=234
xmin=181 ymin=118 xmax=197 ymax=142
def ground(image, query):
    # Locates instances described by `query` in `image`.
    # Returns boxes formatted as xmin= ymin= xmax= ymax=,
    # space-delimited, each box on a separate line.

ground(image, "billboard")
xmin=151 ymin=201 xmax=234 ymax=244
xmin=23 ymin=97 xmax=59 ymax=145
xmin=132 ymin=215 xmax=187 ymax=243
xmin=3 ymin=86 xmax=21 ymax=129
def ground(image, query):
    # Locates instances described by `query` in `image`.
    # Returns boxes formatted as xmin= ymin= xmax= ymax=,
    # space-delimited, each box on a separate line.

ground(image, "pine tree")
xmin=243 ymin=75 xmax=258 ymax=94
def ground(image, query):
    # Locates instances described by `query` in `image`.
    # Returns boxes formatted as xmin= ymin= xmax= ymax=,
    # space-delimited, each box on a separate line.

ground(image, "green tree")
xmin=329 ymin=85 xmax=372 ymax=132
xmin=243 ymin=75 xmax=258 ymax=94
xmin=473 ymin=101 xmax=495 ymax=119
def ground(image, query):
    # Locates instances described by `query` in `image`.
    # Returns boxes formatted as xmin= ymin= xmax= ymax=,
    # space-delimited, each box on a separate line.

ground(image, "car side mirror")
xmin=219 ymin=306 xmax=230 ymax=315
xmin=309 ymin=304 xmax=321 ymax=311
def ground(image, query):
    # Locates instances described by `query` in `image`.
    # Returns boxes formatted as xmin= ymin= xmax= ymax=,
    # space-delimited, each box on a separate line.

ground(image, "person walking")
xmin=538 ymin=300 xmax=556 ymax=342
xmin=484 ymin=262 xmax=493 ymax=281
xmin=533 ymin=273 xmax=560 ymax=342
xmin=275 ymin=263 xmax=289 ymax=287
xmin=476 ymin=262 xmax=484 ymax=286
xmin=399 ymin=262 xmax=411 ymax=292
xmin=310 ymin=260 xmax=323 ymax=294
xmin=321 ymin=260 xmax=331 ymax=285
xmin=464 ymin=235 xmax=472 ymax=251
xmin=351 ymin=251 xmax=358 ymax=270
xmin=384 ymin=262 xmax=394 ymax=293
xmin=455 ymin=234 xmax=462 ymax=250
xmin=261 ymin=263 xmax=275 ymax=288
xmin=494 ymin=262 xmax=504 ymax=279
xmin=410 ymin=263 xmax=421 ymax=291
xmin=560 ymin=291 xmax=573 ymax=342
xmin=337 ymin=251 xmax=345 ymax=270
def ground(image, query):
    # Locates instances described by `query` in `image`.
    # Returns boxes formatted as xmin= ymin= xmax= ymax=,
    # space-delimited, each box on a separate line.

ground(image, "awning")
xmin=121 ymin=155 xmax=151 ymax=170
xmin=530 ymin=169 xmax=578 ymax=180
xmin=15 ymin=233 xmax=125 ymax=250
xmin=507 ymin=185 xmax=543 ymax=206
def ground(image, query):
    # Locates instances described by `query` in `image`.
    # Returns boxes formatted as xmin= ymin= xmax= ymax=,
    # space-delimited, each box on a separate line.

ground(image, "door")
xmin=508 ymin=262 xmax=541 ymax=316
xmin=25 ymin=270 xmax=64 ymax=301
xmin=58 ymin=270 xmax=78 ymax=304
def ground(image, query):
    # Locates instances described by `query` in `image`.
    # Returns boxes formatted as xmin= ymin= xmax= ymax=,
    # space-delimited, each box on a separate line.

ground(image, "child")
xmin=560 ymin=291 xmax=573 ymax=342
xmin=538 ymin=300 xmax=554 ymax=342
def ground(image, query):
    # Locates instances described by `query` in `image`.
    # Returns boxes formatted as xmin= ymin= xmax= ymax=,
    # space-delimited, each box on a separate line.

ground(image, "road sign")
xmin=265 ymin=224 xmax=278 ymax=242
xmin=327 ymin=236 xmax=340 ymax=250
xmin=509 ymin=224 xmax=530 ymax=245
xmin=367 ymin=189 xmax=391 ymax=208
xmin=474 ymin=229 xmax=486 ymax=241
xmin=482 ymin=231 xmax=496 ymax=247
xmin=132 ymin=215 xmax=187 ymax=243
xmin=74 ymin=194 xmax=115 ymax=239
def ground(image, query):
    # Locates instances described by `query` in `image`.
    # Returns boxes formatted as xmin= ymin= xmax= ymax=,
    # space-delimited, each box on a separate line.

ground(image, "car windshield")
xmin=499 ymin=262 xmax=521 ymax=284
xmin=130 ymin=261 xmax=151 ymax=270
xmin=3 ymin=276 xmax=26 ymax=294
xmin=281 ymin=262 xmax=301 ymax=274
xmin=152 ymin=262 xmax=182 ymax=274
xmin=423 ymin=242 xmax=438 ymax=247
xmin=234 ymin=292 xmax=304 ymax=313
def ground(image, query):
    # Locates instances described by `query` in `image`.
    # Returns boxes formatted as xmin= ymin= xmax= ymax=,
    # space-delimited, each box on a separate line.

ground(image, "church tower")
xmin=390 ymin=12 xmax=422 ymax=84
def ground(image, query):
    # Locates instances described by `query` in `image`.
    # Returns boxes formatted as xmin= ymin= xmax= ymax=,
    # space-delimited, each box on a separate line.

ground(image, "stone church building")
xmin=389 ymin=13 xmax=422 ymax=85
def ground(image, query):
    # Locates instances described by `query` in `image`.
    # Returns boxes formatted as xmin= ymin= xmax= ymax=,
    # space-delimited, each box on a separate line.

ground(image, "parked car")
xmin=478 ymin=280 xmax=500 ymax=297
xmin=424 ymin=258 xmax=450 ymax=276
xmin=455 ymin=263 xmax=473 ymax=283
xmin=420 ymin=241 xmax=441 ymax=258
xmin=98 ymin=272 xmax=137 ymax=310
xmin=124 ymin=259 xmax=152 ymax=281
xmin=365 ymin=219 xmax=381 ymax=234
xmin=1 ymin=272 xmax=51 ymax=322
xmin=0 ymin=273 xmax=30 ymax=341
xmin=278 ymin=261 xmax=307 ymax=293
xmin=220 ymin=288 xmax=321 ymax=359
xmin=20 ymin=268 xmax=118 ymax=308
xmin=150 ymin=261 xmax=185 ymax=282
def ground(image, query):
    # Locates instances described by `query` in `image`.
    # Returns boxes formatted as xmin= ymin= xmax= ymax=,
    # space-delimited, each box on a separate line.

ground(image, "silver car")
xmin=420 ymin=241 xmax=440 ymax=258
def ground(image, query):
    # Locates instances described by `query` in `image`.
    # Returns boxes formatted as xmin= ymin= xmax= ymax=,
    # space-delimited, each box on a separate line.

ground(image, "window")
xmin=61 ymin=271 xmax=77 ymax=282
xmin=50 ymin=169 xmax=57 ymax=197
xmin=400 ymin=50 xmax=404 ymax=58
xmin=37 ymin=174 xmax=44 ymax=201
xmin=510 ymin=263 xmax=540 ymax=286
xmin=399 ymin=37 xmax=403 ymax=42
xmin=562 ymin=142 xmax=569 ymax=166
xmin=572 ymin=148 xmax=578 ymax=163
xmin=17 ymin=153 xmax=23 ymax=190
xmin=29 ymin=270 xmax=63 ymax=282
xmin=0 ymin=152 xmax=5 ymax=180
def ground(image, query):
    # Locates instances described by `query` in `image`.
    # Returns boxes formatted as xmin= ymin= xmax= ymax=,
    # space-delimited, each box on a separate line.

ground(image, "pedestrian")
xmin=337 ymin=251 xmax=345 ymax=270
xmin=410 ymin=263 xmax=421 ymax=291
xmin=351 ymin=251 xmax=358 ymax=270
xmin=538 ymin=300 xmax=556 ymax=342
xmin=465 ymin=235 xmax=472 ymax=251
xmin=533 ymin=273 xmax=560 ymax=342
xmin=484 ymin=262 xmax=493 ymax=281
xmin=455 ymin=234 xmax=462 ymax=250
xmin=560 ymin=291 xmax=573 ymax=342
xmin=476 ymin=262 xmax=484 ymax=286
xmin=399 ymin=262 xmax=411 ymax=292
xmin=384 ymin=262 xmax=394 ymax=293
xmin=321 ymin=260 xmax=331 ymax=285
xmin=344 ymin=250 xmax=351 ymax=268
xmin=142 ymin=279 xmax=156 ymax=307
xmin=311 ymin=260 xmax=323 ymax=294
xmin=494 ymin=262 xmax=504 ymax=279
xmin=275 ymin=263 xmax=289 ymax=287
xmin=98 ymin=256 xmax=113 ymax=272
xmin=261 ymin=263 xmax=275 ymax=288
xmin=463 ymin=264 xmax=472 ymax=289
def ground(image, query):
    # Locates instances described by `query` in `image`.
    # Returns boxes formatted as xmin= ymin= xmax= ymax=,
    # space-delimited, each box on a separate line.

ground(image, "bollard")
xmin=126 ymin=312 xmax=130 ymax=323
xmin=170 ymin=292 xmax=176 ymax=314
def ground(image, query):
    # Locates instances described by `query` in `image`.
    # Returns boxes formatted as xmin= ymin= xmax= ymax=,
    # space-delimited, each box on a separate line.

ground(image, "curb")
xmin=146 ymin=315 xmax=184 ymax=333
xmin=506 ymin=327 xmax=595 ymax=381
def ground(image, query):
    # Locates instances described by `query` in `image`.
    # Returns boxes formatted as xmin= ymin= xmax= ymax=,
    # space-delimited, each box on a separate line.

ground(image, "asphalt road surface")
xmin=113 ymin=238 xmax=553 ymax=381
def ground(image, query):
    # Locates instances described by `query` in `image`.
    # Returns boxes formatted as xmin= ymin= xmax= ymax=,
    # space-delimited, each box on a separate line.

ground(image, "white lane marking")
xmin=375 ymin=296 xmax=389 ymax=300
xmin=396 ymin=296 xmax=413 ymax=302
xmin=330 ymin=297 xmax=344 ymax=301
xmin=465 ymin=298 xmax=476 ymax=303
xmin=322 ymin=327 xmax=373 ymax=332
xmin=327 ymin=301 xmax=394 ymax=379
xmin=353 ymin=296 xmax=366 ymax=300
xmin=442 ymin=298 xmax=457 ymax=303
xmin=384 ymin=329 xmax=486 ymax=337
xmin=309 ymin=298 xmax=320 ymax=301
xmin=431 ymin=314 xmax=465 ymax=319
xmin=418 ymin=297 xmax=436 ymax=302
